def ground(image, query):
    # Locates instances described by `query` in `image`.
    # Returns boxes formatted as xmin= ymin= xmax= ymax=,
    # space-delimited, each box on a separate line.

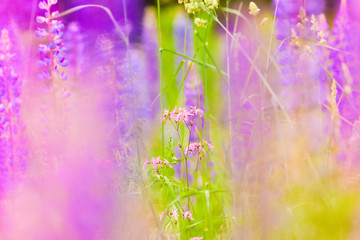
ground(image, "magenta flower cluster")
xmin=161 ymin=106 xmax=203 ymax=123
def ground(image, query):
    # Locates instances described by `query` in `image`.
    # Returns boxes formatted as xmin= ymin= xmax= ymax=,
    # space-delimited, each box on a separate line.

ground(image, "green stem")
xmin=180 ymin=12 xmax=188 ymax=187
xmin=156 ymin=0 xmax=165 ymax=161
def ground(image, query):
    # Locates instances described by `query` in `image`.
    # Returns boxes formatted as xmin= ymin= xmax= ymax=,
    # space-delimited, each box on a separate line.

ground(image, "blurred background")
xmin=1 ymin=0 xmax=359 ymax=239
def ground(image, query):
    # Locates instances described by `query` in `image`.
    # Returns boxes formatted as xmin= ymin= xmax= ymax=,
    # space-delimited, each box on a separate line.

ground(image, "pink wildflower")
xmin=181 ymin=210 xmax=194 ymax=221
xmin=186 ymin=140 xmax=214 ymax=157
xmin=186 ymin=142 xmax=203 ymax=156
xmin=172 ymin=106 xmax=192 ymax=123
xmin=169 ymin=207 xmax=179 ymax=223
xmin=204 ymin=140 xmax=214 ymax=150
xmin=161 ymin=109 xmax=169 ymax=122
xmin=189 ymin=106 xmax=204 ymax=117
xmin=143 ymin=157 xmax=173 ymax=172
xmin=151 ymin=157 xmax=162 ymax=172
xmin=190 ymin=237 xmax=203 ymax=240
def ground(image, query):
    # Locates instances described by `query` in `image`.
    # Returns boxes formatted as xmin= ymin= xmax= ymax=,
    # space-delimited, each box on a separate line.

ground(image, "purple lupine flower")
xmin=275 ymin=0 xmax=325 ymax=87
xmin=91 ymin=33 xmax=130 ymax=173
xmin=0 ymin=1 xmax=33 ymax=29
xmin=330 ymin=1 xmax=353 ymax=117
xmin=0 ymin=29 xmax=27 ymax=193
xmin=142 ymin=8 xmax=159 ymax=118
xmin=185 ymin=72 xmax=203 ymax=110
xmin=174 ymin=11 xmax=194 ymax=61
xmin=0 ymin=138 xmax=10 ymax=196
xmin=173 ymin=11 xmax=204 ymax=110
xmin=64 ymin=22 xmax=85 ymax=81
xmin=272 ymin=0 xmax=327 ymax=131
xmin=348 ymin=120 xmax=360 ymax=164
xmin=329 ymin=0 xmax=360 ymax=160
xmin=275 ymin=0 xmax=302 ymax=41
xmin=273 ymin=1 xmax=328 ymax=154
xmin=36 ymin=0 xmax=68 ymax=82
xmin=228 ymin=18 xmax=259 ymax=167
xmin=184 ymin=68 xmax=204 ymax=143
xmin=311 ymin=13 xmax=330 ymax=108
xmin=330 ymin=0 xmax=351 ymax=88
xmin=173 ymin=11 xmax=205 ymax=147
xmin=173 ymin=12 xmax=200 ymax=107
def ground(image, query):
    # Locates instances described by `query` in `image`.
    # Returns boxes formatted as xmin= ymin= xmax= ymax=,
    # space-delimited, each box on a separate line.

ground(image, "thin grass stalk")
xmin=225 ymin=0 xmax=233 ymax=178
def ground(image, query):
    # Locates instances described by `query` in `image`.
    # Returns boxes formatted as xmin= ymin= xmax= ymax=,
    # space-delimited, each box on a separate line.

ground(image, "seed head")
xmin=249 ymin=2 xmax=260 ymax=16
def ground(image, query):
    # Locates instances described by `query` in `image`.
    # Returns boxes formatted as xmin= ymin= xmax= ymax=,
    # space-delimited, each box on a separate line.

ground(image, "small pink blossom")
xmin=181 ymin=211 xmax=194 ymax=221
xmin=151 ymin=157 xmax=162 ymax=172
xmin=190 ymin=237 xmax=203 ymax=240
xmin=186 ymin=142 xmax=203 ymax=156
xmin=161 ymin=109 xmax=169 ymax=121
xmin=189 ymin=106 xmax=204 ymax=117
xmin=143 ymin=158 xmax=149 ymax=168
xmin=169 ymin=207 xmax=179 ymax=223
xmin=185 ymin=140 xmax=214 ymax=157
xmin=204 ymin=140 xmax=214 ymax=150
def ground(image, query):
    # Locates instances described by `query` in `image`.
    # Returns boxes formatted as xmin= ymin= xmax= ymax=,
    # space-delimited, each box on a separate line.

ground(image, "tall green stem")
xmin=156 ymin=0 xmax=165 ymax=159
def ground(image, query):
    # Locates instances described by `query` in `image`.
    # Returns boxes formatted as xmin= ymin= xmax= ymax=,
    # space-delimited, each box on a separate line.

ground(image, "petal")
xmin=49 ymin=0 xmax=58 ymax=6
xmin=36 ymin=16 xmax=47 ymax=24
xmin=38 ymin=1 xmax=47 ymax=10
xmin=52 ymin=11 xmax=60 ymax=17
